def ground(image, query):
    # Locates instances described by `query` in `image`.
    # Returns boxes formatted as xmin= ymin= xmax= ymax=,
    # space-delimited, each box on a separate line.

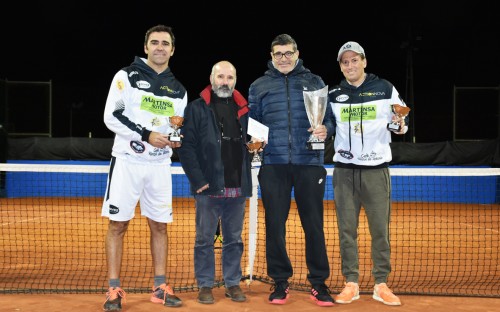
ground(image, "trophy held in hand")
xmin=168 ymin=116 xmax=184 ymax=142
xmin=246 ymin=140 xmax=265 ymax=168
xmin=303 ymin=86 xmax=328 ymax=150
xmin=387 ymin=104 xmax=411 ymax=133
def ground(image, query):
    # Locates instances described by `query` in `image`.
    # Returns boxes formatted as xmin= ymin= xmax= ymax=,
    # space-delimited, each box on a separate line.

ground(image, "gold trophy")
xmin=246 ymin=140 xmax=265 ymax=167
xmin=303 ymin=86 xmax=328 ymax=150
xmin=387 ymin=104 xmax=411 ymax=133
xmin=168 ymin=116 xmax=184 ymax=142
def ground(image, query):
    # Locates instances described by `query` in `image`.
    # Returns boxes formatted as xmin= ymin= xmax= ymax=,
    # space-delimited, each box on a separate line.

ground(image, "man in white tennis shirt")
xmin=101 ymin=24 xmax=187 ymax=311
xmin=329 ymin=41 xmax=408 ymax=306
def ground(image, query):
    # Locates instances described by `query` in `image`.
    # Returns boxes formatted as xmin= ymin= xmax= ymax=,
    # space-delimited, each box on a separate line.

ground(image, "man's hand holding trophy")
xmin=246 ymin=137 xmax=266 ymax=168
xmin=246 ymin=117 xmax=269 ymax=168
xmin=387 ymin=104 xmax=410 ymax=134
xmin=168 ymin=115 xmax=184 ymax=143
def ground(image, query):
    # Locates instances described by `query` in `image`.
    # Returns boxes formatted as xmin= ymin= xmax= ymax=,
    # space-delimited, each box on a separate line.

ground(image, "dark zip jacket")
xmin=177 ymin=85 xmax=252 ymax=197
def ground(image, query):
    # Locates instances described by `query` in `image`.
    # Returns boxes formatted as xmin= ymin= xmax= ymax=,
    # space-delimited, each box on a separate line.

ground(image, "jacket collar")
xmin=199 ymin=85 xmax=249 ymax=118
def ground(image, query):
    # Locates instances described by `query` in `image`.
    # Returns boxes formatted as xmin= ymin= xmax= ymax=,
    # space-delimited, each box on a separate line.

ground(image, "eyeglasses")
xmin=272 ymin=51 xmax=295 ymax=60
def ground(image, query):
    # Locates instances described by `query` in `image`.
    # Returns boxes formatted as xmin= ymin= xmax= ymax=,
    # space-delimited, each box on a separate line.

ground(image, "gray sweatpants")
xmin=333 ymin=167 xmax=392 ymax=284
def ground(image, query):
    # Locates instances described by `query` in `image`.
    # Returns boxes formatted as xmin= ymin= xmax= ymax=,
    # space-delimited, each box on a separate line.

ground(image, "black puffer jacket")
xmin=248 ymin=59 xmax=335 ymax=166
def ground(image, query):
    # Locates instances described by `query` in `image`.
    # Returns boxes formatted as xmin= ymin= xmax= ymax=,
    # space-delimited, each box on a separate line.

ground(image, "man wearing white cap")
xmin=329 ymin=41 xmax=409 ymax=306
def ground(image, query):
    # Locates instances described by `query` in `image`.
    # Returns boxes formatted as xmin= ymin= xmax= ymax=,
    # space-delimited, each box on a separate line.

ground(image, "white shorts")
xmin=101 ymin=157 xmax=173 ymax=223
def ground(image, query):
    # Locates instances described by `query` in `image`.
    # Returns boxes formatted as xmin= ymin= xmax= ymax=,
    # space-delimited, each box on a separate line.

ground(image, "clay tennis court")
xmin=1 ymin=194 xmax=498 ymax=311
xmin=0 ymin=281 xmax=498 ymax=312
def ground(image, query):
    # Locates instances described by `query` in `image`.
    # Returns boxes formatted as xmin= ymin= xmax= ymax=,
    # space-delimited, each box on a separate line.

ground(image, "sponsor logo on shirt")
xmin=336 ymin=94 xmax=349 ymax=102
xmin=340 ymin=105 xmax=376 ymax=121
xmin=140 ymin=96 xmax=174 ymax=116
xmin=136 ymin=80 xmax=151 ymax=89
xmin=130 ymin=141 xmax=145 ymax=153
xmin=338 ymin=149 xmax=354 ymax=159
xmin=359 ymin=91 xmax=385 ymax=97
xmin=160 ymin=85 xmax=181 ymax=94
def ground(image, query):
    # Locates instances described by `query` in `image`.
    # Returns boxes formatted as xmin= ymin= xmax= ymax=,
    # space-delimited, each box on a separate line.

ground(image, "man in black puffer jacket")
xmin=248 ymin=34 xmax=336 ymax=307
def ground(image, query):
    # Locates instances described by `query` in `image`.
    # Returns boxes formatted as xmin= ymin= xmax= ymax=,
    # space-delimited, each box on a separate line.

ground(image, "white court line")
xmin=0 ymin=211 xmax=71 ymax=226
xmin=438 ymin=216 xmax=500 ymax=234
xmin=409 ymin=213 xmax=500 ymax=234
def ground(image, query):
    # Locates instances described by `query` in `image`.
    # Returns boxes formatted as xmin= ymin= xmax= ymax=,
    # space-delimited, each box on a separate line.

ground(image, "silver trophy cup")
xmin=303 ymin=86 xmax=328 ymax=150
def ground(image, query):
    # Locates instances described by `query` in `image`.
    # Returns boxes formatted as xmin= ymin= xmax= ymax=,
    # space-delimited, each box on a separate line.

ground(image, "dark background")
xmin=1 ymin=2 xmax=499 ymax=143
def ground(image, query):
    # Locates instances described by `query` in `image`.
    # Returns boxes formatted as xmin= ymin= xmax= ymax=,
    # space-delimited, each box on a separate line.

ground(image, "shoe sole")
xmin=165 ymin=296 xmax=183 ymax=307
xmin=269 ymin=294 xmax=289 ymax=305
xmin=225 ymin=294 xmax=247 ymax=302
xmin=151 ymin=297 xmax=163 ymax=303
xmin=164 ymin=302 xmax=183 ymax=307
xmin=310 ymin=295 xmax=335 ymax=307
xmin=335 ymin=294 xmax=360 ymax=304
xmin=197 ymin=300 xmax=214 ymax=304
xmin=373 ymin=294 xmax=401 ymax=306
xmin=151 ymin=296 xmax=183 ymax=307
xmin=150 ymin=296 xmax=163 ymax=304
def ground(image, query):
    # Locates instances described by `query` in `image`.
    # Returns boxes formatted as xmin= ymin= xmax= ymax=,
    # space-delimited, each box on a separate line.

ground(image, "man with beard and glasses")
xmin=177 ymin=61 xmax=252 ymax=304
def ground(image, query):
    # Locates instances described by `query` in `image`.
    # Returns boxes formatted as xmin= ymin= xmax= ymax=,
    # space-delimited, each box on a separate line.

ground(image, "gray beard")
xmin=213 ymin=86 xmax=232 ymax=98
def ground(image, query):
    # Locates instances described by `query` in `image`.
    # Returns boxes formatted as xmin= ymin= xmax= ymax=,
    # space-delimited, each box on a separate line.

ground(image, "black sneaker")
xmin=310 ymin=283 xmax=335 ymax=307
xmin=103 ymin=287 xmax=126 ymax=311
xmin=225 ymin=285 xmax=247 ymax=302
xmin=269 ymin=281 xmax=289 ymax=304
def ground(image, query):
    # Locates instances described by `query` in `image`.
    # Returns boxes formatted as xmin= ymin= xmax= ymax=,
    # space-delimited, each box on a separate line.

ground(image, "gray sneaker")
xmin=197 ymin=287 xmax=214 ymax=304
xmin=103 ymin=287 xmax=126 ymax=311
xmin=225 ymin=285 xmax=247 ymax=302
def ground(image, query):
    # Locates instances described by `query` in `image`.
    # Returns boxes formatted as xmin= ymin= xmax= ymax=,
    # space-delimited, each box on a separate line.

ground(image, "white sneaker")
xmin=373 ymin=283 xmax=401 ymax=306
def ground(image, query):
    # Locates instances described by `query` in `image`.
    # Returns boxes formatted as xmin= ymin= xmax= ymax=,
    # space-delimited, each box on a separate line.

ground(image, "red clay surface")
xmin=1 ymin=280 xmax=499 ymax=312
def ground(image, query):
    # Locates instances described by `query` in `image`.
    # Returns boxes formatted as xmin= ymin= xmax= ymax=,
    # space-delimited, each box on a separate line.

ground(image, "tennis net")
xmin=0 ymin=162 xmax=498 ymax=297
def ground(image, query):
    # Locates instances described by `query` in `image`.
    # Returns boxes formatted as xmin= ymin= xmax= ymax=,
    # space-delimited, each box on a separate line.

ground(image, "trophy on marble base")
xmin=387 ymin=104 xmax=411 ymax=133
xmin=303 ymin=86 xmax=328 ymax=150
xmin=246 ymin=140 xmax=265 ymax=167
xmin=168 ymin=116 xmax=184 ymax=142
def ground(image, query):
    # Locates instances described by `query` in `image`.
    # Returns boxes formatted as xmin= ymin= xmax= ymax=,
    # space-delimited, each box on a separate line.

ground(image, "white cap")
xmin=337 ymin=41 xmax=365 ymax=62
